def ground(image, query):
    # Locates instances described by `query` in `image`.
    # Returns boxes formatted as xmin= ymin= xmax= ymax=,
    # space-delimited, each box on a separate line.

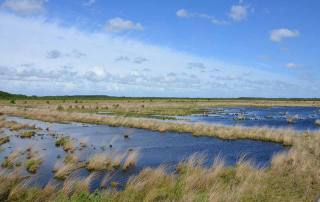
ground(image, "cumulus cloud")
xmin=228 ymin=4 xmax=248 ymax=21
xmin=46 ymin=50 xmax=62 ymax=59
xmin=0 ymin=12 xmax=317 ymax=97
xmin=46 ymin=49 xmax=86 ymax=59
xmin=177 ymin=2 xmax=250 ymax=25
xmin=270 ymin=28 xmax=299 ymax=42
xmin=176 ymin=9 xmax=189 ymax=18
xmin=187 ymin=62 xmax=206 ymax=69
xmin=133 ymin=57 xmax=148 ymax=64
xmin=176 ymin=8 xmax=227 ymax=25
xmin=115 ymin=56 xmax=147 ymax=64
xmin=285 ymin=63 xmax=299 ymax=68
xmin=106 ymin=17 xmax=143 ymax=32
xmin=1 ymin=0 xmax=45 ymax=13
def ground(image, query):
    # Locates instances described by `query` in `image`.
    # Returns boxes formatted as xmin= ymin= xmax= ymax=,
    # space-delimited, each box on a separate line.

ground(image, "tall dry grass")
xmin=0 ymin=105 xmax=320 ymax=201
xmin=0 ymin=106 xmax=313 ymax=145
xmin=0 ymin=134 xmax=319 ymax=202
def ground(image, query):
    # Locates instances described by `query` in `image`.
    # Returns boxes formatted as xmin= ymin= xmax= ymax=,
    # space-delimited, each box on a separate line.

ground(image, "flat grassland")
xmin=0 ymin=98 xmax=320 ymax=202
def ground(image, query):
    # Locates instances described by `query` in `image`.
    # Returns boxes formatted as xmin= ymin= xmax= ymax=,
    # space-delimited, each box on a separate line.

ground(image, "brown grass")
xmin=123 ymin=150 xmax=139 ymax=171
xmin=0 ymin=106 xmax=312 ymax=145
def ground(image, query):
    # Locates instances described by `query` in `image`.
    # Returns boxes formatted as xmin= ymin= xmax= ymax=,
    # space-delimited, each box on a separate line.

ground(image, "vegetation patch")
xmin=25 ymin=158 xmax=42 ymax=173
xmin=86 ymin=153 xmax=112 ymax=171
xmin=55 ymin=136 xmax=75 ymax=152
xmin=20 ymin=130 xmax=36 ymax=138
xmin=0 ymin=136 xmax=9 ymax=145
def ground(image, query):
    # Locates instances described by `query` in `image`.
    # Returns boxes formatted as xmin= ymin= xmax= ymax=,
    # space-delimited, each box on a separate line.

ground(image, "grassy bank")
xmin=0 ymin=106 xmax=312 ymax=145
xmin=1 ymin=97 xmax=320 ymax=118
xmin=1 ymin=106 xmax=320 ymax=201
xmin=1 ymin=134 xmax=320 ymax=202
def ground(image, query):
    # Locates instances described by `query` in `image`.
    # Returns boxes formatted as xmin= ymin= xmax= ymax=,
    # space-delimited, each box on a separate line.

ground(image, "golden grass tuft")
xmin=53 ymin=162 xmax=85 ymax=180
xmin=86 ymin=153 xmax=112 ymax=171
xmin=123 ymin=150 xmax=139 ymax=171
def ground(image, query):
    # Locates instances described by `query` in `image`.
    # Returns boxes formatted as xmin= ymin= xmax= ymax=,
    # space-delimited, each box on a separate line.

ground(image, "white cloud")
xmin=106 ymin=17 xmax=143 ymax=32
xmin=83 ymin=0 xmax=95 ymax=6
xmin=228 ymin=4 xmax=248 ymax=21
xmin=177 ymin=3 xmax=250 ymax=25
xmin=176 ymin=8 xmax=227 ymax=25
xmin=285 ymin=63 xmax=299 ymax=68
xmin=176 ymin=9 xmax=189 ymax=18
xmin=1 ymin=0 xmax=45 ymax=13
xmin=270 ymin=28 xmax=299 ymax=42
xmin=0 ymin=12 xmax=317 ymax=97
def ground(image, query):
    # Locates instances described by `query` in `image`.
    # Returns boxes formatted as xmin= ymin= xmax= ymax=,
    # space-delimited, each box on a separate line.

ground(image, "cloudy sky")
xmin=0 ymin=0 xmax=319 ymax=97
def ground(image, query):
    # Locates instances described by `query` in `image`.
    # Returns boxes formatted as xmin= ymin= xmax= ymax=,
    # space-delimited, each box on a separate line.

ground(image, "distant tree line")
xmin=0 ymin=91 xmax=319 ymax=101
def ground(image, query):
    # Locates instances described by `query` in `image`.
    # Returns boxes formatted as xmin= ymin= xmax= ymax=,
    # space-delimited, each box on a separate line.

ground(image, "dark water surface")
xmin=1 ymin=116 xmax=286 ymax=189
xmin=178 ymin=106 xmax=320 ymax=131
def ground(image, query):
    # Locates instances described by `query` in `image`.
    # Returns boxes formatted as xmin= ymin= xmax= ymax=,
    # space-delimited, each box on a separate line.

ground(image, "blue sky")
xmin=0 ymin=0 xmax=319 ymax=97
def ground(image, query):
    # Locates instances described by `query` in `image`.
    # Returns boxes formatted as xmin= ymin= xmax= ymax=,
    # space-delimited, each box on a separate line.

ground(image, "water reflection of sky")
xmin=178 ymin=107 xmax=320 ymax=131
xmin=1 ymin=116 xmax=286 ymax=189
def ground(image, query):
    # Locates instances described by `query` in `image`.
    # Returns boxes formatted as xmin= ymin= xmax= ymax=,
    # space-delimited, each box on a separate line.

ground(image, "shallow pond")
xmin=1 ymin=116 xmax=286 ymax=189
xmin=178 ymin=106 xmax=320 ymax=131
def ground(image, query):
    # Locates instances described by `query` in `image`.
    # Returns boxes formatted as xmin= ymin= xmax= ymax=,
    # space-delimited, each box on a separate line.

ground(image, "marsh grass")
xmin=0 ymin=106 xmax=309 ymax=145
xmin=20 ymin=130 xmax=36 ymax=138
xmin=0 ymin=136 xmax=10 ymax=145
xmin=123 ymin=150 xmax=139 ymax=171
xmin=86 ymin=153 xmax=112 ymax=171
xmin=1 ymin=105 xmax=320 ymax=201
xmin=0 ymin=135 xmax=320 ymax=202
xmin=55 ymin=136 xmax=76 ymax=152
xmin=53 ymin=162 xmax=85 ymax=180
xmin=25 ymin=158 xmax=42 ymax=173
xmin=63 ymin=154 xmax=79 ymax=164
xmin=1 ymin=150 xmax=22 ymax=169
xmin=0 ymin=117 xmax=36 ymax=131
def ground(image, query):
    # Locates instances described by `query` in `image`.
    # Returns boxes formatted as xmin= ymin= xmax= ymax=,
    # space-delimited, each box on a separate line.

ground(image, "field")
xmin=0 ymin=97 xmax=320 ymax=201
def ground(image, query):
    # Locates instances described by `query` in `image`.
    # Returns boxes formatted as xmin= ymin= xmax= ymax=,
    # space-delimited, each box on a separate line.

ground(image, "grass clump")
xmin=86 ymin=153 xmax=112 ymax=171
xmin=54 ymin=163 xmax=84 ymax=180
xmin=25 ymin=158 xmax=42 ymax=173
xmin=63 ymin=154 xmax=79 ymax=164
xmin=20 ymin=130 xmax=36 ymax=138
xmin=0 ymin=136 xmax=10 ymax=145
xmin=1 ymin=150 xmax=22 ymax=169
xmin=123 ymin=150 xmax=139 ymax=171
xmin=55 ymin=136 xmax=75 ymax=152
